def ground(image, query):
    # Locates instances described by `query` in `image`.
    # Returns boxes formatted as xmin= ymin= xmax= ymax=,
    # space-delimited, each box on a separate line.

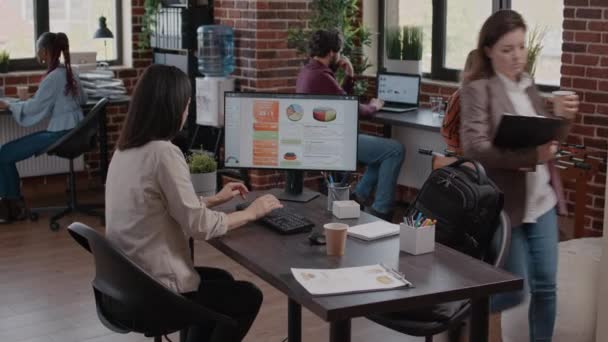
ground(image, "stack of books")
xmin=79 ymin=69 xmax=128 ymax=101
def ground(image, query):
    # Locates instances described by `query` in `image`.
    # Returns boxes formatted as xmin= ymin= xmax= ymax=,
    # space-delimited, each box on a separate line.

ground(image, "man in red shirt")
xmin=296 ymin=29 xmax=405 ymax=221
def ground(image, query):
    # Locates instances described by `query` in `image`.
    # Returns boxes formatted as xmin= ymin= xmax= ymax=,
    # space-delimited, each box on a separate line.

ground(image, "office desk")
xmin=0 ymin=97 xmax=129 ymax=181
xmin=211 ymin=192 xmax=523 ymax=342
xmin=372 ymin=109 xmax=445 ymax=189
xmin=374 ymin=108 xmax=442 ymax=135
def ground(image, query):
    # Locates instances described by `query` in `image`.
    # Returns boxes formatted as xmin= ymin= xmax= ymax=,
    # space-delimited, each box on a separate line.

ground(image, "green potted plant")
xmin=385 ymin=27 xmax=402 ymax=60
xmin=0 ymin=50 xmax=9 ymax=73
xmin=187 ymin=150 xmax=217 ymax=197
xmin=526 ymin=26 xmax=546 ymax=78
xmin=400 ymin=26 xmax=423 ymax=74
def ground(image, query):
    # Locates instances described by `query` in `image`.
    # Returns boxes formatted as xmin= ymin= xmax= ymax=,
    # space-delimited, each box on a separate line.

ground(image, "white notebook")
xmin=291 ymin=264 xmax=412 ymax=296
xmin=347 ymin=221 xmax=400 ymax=241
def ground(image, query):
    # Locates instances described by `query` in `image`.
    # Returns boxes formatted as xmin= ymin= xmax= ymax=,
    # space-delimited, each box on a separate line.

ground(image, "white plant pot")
xmin=384 ymin=59 xmax=422 ymax=75
xmin=191 ymin=171 xmax=217 ymax=197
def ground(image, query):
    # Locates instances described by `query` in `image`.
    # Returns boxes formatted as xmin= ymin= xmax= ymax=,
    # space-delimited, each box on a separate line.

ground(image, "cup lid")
xmin=323 ymin=223 xmax=348 ymax=230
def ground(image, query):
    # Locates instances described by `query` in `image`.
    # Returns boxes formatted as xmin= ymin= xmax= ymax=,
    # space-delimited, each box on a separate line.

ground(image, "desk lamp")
xmin=93 ymin=16 xmax=114 ymax=66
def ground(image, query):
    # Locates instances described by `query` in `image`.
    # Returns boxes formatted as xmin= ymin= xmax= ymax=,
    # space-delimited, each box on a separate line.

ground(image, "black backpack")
xmin=407 ymin=158 xmax=504 ymax=259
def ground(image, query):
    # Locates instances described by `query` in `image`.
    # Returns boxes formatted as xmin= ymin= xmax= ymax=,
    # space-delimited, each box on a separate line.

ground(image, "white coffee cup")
xmin=551 ymin=90 xmax=576 ymax=118
xmin=324 ymin=222 xmax=348 ymax=256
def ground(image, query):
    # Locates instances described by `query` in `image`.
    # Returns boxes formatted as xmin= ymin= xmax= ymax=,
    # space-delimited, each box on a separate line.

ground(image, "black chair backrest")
xmin=37 ymin=98 xmax=109 ymax=159
xmin=67 ymin=222 xmax=236 ymax=337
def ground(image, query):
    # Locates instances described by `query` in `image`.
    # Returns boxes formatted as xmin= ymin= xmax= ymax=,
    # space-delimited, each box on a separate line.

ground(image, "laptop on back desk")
xmin=377 ymin=72 xmax=421 ymax=113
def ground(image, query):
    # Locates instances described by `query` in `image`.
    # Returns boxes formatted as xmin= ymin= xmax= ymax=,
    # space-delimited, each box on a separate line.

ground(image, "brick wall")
xmin=0 ymin=0 xmax=152 ymax=184
xmin=214 ymin=0 xmax=317 ymax=190
xmin=561 ymin=0 xmax=608 ymax=233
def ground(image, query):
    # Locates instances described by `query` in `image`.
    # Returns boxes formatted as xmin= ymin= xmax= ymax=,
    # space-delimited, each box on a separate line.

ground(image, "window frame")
xmin=378 ymin=0 xmax=559 ymax=90
xmin=8 ymin=0 xmax=123 ymax=72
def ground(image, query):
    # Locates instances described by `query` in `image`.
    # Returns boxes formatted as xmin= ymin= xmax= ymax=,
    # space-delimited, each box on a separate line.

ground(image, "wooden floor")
xmin=0 ymin=189 xmax=530 ymax=342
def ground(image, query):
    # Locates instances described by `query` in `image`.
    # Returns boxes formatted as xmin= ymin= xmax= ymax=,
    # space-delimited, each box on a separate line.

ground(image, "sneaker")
xmin=0 ymin=199 xmax=11 ymax=224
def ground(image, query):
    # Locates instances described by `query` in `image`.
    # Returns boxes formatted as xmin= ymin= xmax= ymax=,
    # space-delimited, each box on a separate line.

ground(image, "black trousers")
xmin=183 ymin=267 xmax=263 ymax=342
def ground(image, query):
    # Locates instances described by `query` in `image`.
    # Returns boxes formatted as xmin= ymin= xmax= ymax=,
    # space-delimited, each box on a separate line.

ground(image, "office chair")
xmin=31 ymin=98 xmax=108 ymax=231
xmin=67 ymin=222 xmax=237 ymax=342
xmin=367 ymin=211 xmax=512 ymax=342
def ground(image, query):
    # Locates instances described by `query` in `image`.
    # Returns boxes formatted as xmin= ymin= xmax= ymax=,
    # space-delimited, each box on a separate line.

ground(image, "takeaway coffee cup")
xmin=324 ymin=222 xmax=348 ymax=256
xmin=551 ymin=90 xmax=577 ymax=118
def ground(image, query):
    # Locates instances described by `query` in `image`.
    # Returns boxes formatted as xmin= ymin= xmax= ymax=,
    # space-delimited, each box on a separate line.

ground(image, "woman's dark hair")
xmin=117 ymin=64 xmax=191 ymax=150
xmin=464 ymin=10 xmax=527 ymax=83
xmin=37 ymin=32 xmax=77 ymax=97
xmin=308 ymin=29 xmax=343 ymax=58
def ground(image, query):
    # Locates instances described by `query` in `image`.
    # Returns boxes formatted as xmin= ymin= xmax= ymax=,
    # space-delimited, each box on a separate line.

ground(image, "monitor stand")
xmin=272 ymin=170 xmax=319 ymax=203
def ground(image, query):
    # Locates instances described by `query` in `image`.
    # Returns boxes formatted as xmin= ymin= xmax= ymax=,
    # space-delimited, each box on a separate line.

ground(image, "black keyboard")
xmin=235 ymin=201 xmax=315 ymax=234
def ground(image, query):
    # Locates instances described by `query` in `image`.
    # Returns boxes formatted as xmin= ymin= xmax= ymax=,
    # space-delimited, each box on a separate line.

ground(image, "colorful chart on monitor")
xmin=312 ymin=107 xmax=337 ymax=122
xmin=286 ymin=104 xmax=304 ymax=121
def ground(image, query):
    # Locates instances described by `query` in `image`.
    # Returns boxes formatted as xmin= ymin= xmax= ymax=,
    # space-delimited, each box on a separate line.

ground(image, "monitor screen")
xmin=224 ymin=92 xmax=359 ymax=172
xmin=377 ymin=73 xmax=420 ymax=105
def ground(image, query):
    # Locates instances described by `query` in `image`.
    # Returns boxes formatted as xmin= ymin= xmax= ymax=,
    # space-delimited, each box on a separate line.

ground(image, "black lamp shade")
xmin=94 ymin=16 xmax=114 ymax=39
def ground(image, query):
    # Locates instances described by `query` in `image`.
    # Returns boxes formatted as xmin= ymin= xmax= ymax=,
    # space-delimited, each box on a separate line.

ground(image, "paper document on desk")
xmin=291 ymin=264 xmax=412 ymax=296
xmin=347 ymin=221 xmax=400 ymax=241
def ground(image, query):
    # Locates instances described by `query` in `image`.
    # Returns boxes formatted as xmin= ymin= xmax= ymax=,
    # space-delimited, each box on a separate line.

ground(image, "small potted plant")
xmin=187 ymin=150 xmax=217 ymax=197
xmin=384 ymin=27 xmax=403 ymax=72
xmin=400 ymin=26 xmax=423 ymax=74
xmin=0 ymin=50 xmax=9 ymax=73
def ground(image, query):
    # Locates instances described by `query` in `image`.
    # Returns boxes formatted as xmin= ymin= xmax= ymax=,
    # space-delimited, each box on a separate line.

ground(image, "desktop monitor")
xmin=224 ymin=92 xmax=359 ymax=202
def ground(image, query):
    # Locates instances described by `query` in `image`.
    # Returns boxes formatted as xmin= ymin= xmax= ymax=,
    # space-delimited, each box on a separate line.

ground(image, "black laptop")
xmin=377 ymin=72 xmax=421 ymax=113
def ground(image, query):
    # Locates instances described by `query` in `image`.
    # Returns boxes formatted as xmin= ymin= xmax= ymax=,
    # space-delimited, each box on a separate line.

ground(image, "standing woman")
xmin=0 ymin=32 xmax=86 ymax=223
xmin=460 ymin=10 xmax=579 ymax=341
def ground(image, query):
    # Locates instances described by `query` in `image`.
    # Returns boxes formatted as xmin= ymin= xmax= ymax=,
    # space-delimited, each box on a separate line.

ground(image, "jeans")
xmin=354 ymin=134 xmax=405 ymax=214
xmin=183 ymin=267 xmax=263 ymax=342
xmin=491 ymin=208 xmax=558 ymax=342
xmin=0 ymin=130 xmax=68 ymax=199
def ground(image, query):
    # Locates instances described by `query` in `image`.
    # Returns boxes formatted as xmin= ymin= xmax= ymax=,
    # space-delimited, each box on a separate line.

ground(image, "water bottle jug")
xmin=196 ymin=25 xmax=235 ymax=76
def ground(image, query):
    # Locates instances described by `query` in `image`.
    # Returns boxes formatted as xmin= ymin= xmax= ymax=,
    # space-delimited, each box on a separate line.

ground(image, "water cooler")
xmin=194 ymin=25 xmax=235 ymax=128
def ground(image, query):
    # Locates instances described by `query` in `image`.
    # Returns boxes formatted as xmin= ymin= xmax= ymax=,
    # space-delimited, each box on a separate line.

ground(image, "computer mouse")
xmin=308 ymin=231 xmax=326 ymax=245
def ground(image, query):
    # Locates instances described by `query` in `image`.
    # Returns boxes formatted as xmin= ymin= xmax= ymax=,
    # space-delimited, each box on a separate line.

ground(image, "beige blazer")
xmin=105 ymin=141 xmax=228 ymax=293
xmin=460 ymin=75 xmax=571 ymax=226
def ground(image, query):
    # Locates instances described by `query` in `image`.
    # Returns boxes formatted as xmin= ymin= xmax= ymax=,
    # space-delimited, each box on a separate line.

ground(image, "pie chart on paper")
xmin=286 ymin=104 xmax=304 ymax=121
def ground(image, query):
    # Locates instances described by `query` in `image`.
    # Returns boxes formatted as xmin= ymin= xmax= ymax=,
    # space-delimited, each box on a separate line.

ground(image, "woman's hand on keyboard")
xmin=214 ymin=182 xmax=249 ymax=205
xmin=246 ymin=194 xmax=283 ymax=220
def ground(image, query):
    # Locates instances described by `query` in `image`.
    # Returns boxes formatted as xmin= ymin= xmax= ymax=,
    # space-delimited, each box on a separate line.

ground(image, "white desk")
xmin=373 ymin=108 xmax=446 ymax=189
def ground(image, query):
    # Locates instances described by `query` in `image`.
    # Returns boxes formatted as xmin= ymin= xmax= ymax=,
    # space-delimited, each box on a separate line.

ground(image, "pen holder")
xmin=399 ymin=223 xmax=435 ymax=255
xmin=327 ymin=185 xmax=350 ymax=211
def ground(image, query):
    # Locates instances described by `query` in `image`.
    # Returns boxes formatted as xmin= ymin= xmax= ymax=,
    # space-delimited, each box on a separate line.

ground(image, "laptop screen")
xmin=377 ymin=73 xmax=420 ymax=105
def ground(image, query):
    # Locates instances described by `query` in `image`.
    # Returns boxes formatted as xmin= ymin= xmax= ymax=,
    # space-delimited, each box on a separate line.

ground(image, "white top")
xmin=497 ymin=73 xmax=557 ymax=223
xmin=105 ymin=140 xmax=228 ymax=293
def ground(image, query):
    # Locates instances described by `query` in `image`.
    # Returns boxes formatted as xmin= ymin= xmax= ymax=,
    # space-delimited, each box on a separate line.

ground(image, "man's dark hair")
xmin=308 ymin=29 xmax=343 ymax=58
xmin=117 ymin=64 xmax=191 ymax=150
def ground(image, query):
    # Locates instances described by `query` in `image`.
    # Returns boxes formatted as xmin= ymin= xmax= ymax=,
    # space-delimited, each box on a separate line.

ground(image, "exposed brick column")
xmin=561 ymin=0 xmax=607 ymax=233
xmin=214 ymin=0 xmax=311 ymax=93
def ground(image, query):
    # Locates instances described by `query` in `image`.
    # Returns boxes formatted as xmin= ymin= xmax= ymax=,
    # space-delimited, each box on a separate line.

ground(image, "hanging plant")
xmin=138 ymin=0 xmax=161 ymax=50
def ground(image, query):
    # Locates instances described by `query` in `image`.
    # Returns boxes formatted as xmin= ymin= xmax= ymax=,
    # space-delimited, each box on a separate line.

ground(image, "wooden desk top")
xmin=210 ymin=191 xmax=523 ymax=322
xmin=373 ymin=108 xmax=443 ymax=132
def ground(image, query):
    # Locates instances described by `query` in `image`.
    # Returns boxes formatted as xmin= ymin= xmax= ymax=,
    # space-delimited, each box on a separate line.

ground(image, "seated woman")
xmin=105 ymin=64 xmax=282 ymax=342
xmin=0 ymin=32 xmax=86 ymax=223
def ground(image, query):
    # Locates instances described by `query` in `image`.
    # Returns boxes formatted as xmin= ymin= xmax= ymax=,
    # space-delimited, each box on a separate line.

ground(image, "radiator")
xmin=0 ymin=115 xmax=84 ymax=178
